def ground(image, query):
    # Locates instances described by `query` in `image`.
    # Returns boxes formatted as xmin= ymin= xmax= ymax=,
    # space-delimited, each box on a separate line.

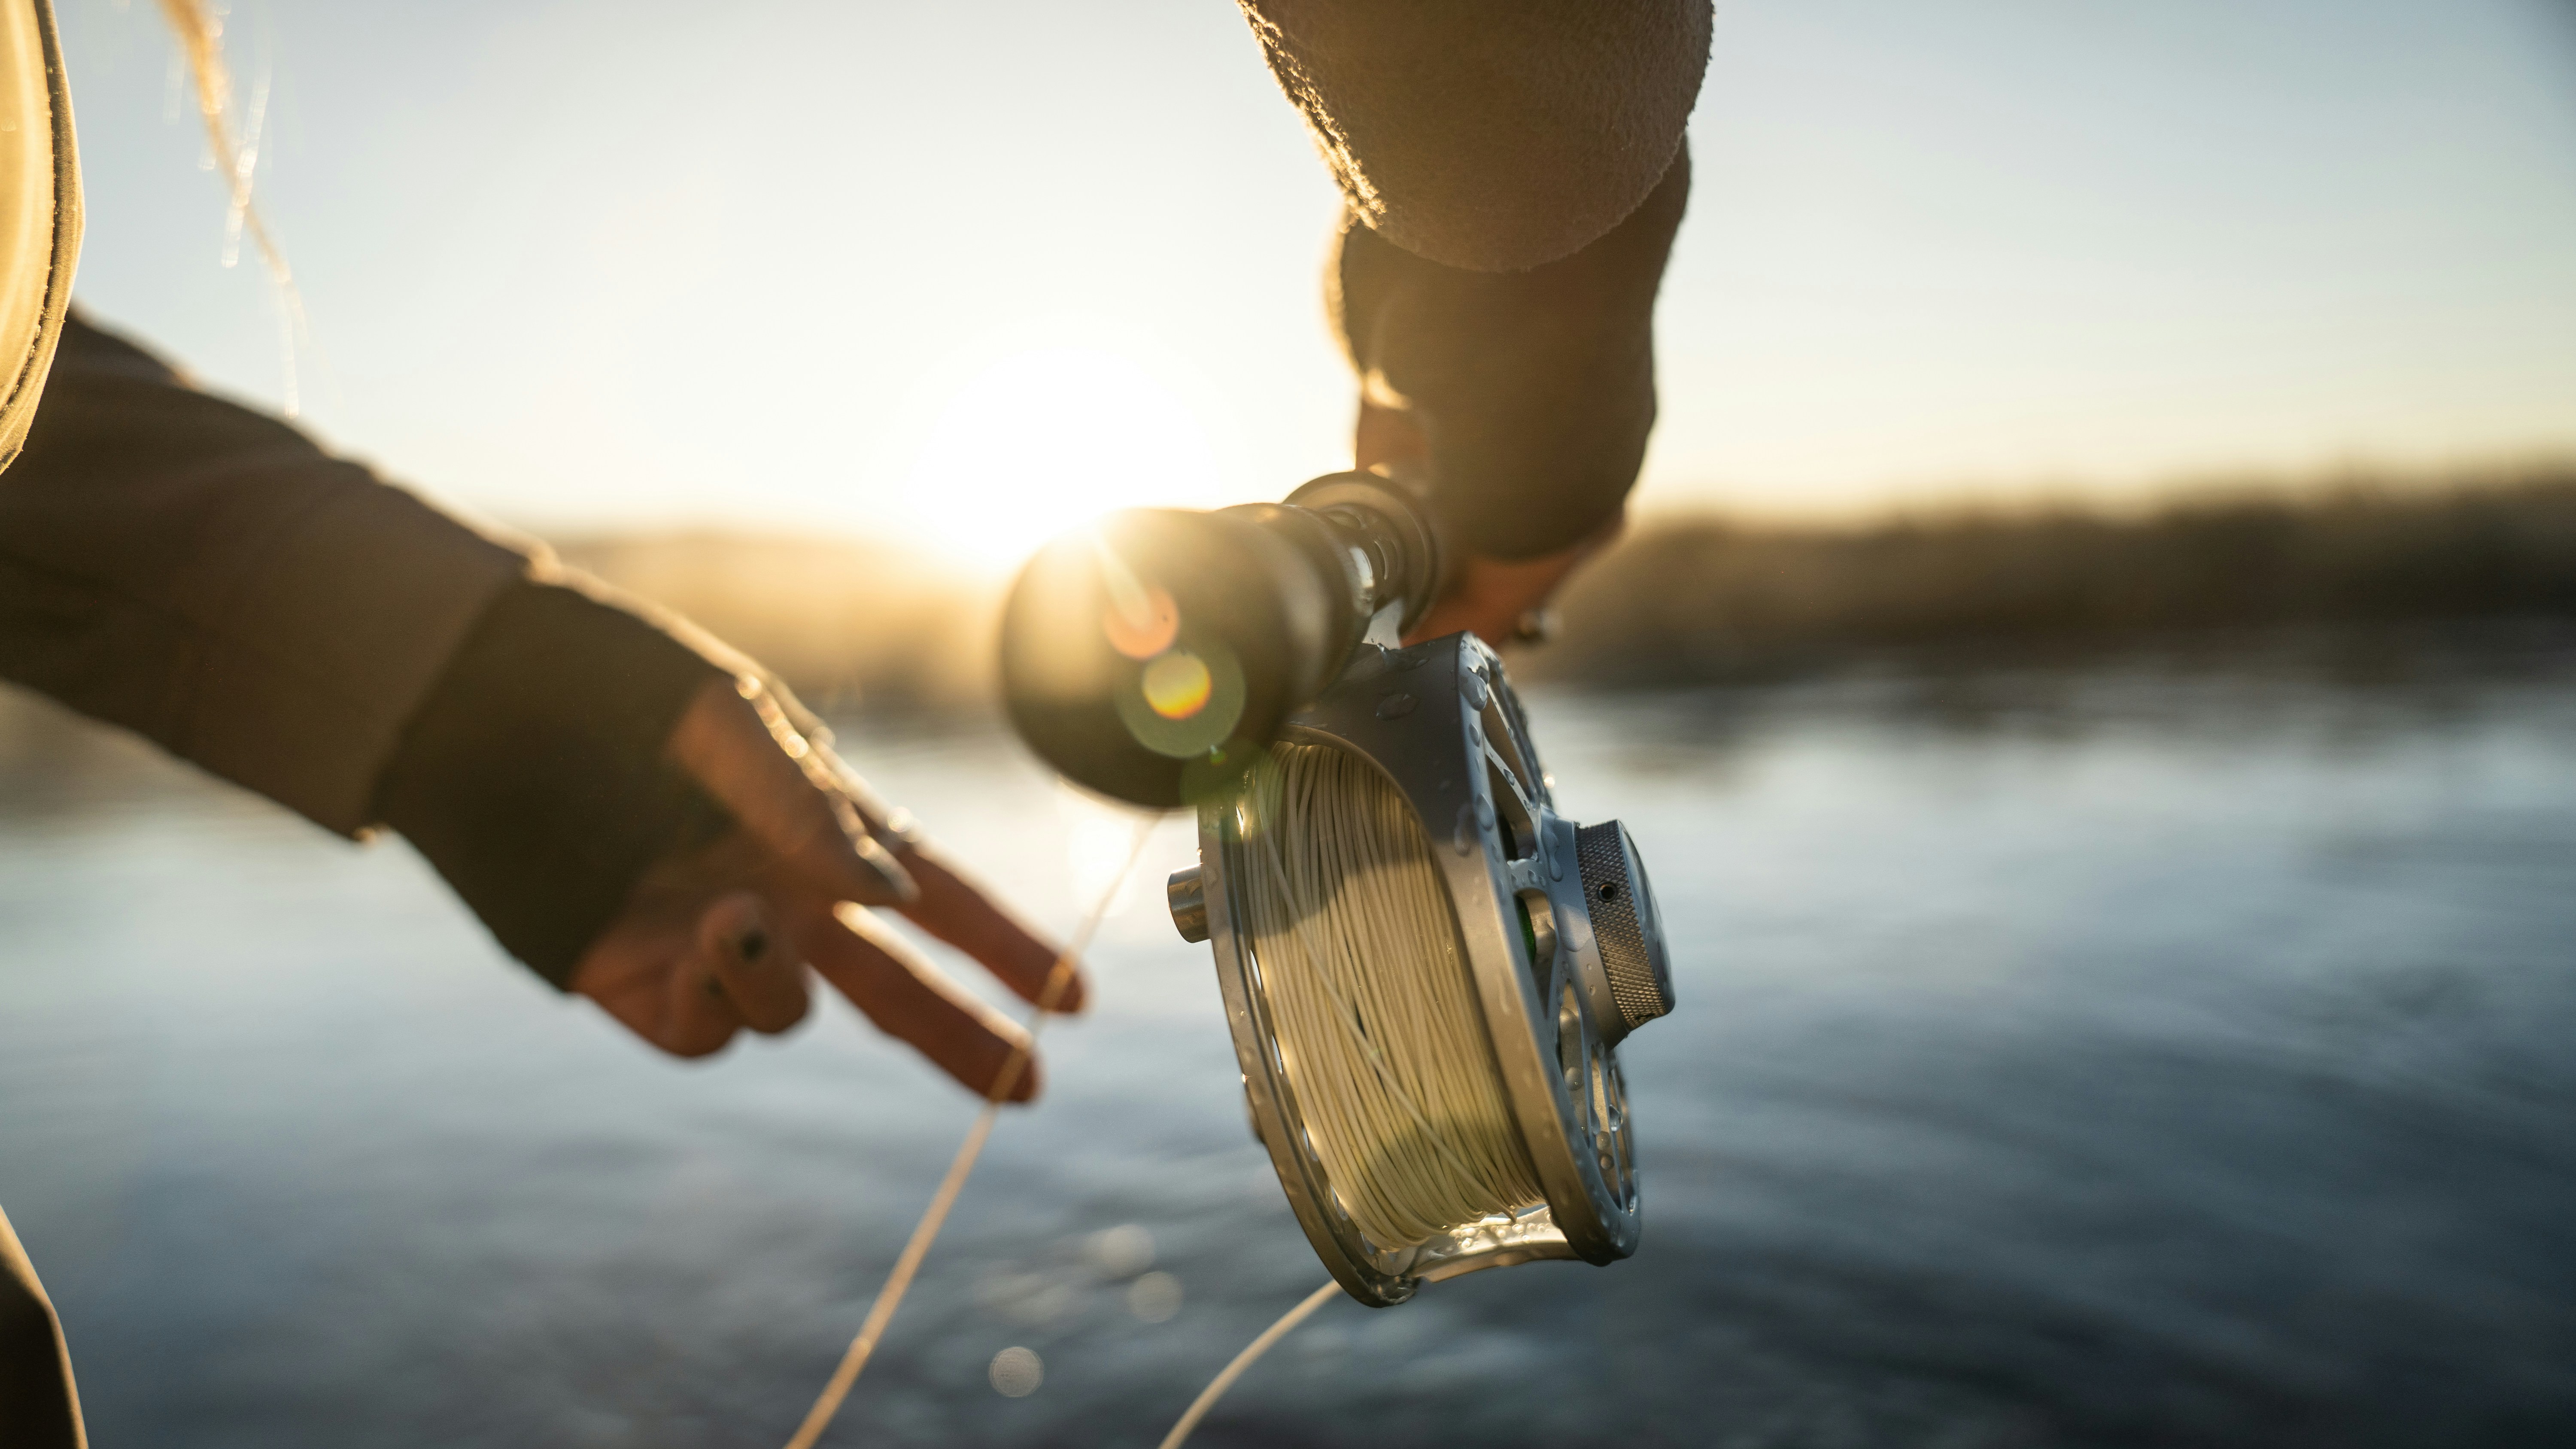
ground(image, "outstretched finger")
xmin=804 ymin=903 xmax=1043 ymax=1103
xmin=892 ymin=841 xmax=1087 ymax=1015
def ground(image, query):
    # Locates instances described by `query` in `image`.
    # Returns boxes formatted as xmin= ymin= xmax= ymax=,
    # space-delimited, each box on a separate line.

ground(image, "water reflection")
xmin=1 ymin=646 xmax=2572 ymax=1446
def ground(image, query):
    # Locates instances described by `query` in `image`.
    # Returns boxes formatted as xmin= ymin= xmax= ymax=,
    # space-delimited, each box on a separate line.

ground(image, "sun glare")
xmin=889 ymin=340 xmax=1246 ymax=574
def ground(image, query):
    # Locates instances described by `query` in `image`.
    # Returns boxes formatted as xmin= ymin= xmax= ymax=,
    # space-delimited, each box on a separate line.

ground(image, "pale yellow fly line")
xmin=1154 ymin=1279 xmax=1340 ymax=1449
xmin=1151 ymin=743 xmax=1548 ymax=1445
xmin=1236 ymin=742 xmax=1543 ymax=1246
xmin=780 ymin=815 xmax=1157 ymax=1449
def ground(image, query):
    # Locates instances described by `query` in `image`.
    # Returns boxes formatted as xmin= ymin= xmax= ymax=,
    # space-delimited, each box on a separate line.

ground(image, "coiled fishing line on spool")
xmin=1235 ymin=742 xmax=1543 ymax=1247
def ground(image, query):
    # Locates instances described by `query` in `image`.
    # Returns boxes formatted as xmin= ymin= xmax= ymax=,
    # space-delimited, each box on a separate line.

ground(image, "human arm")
xmin=0 ymin=312 xmax=1077 ymax=1095
xmin=1239 ymin=0 xmax=1706 ymax=644
xmin=1338 ymin=152 xmax=1690 ymax=644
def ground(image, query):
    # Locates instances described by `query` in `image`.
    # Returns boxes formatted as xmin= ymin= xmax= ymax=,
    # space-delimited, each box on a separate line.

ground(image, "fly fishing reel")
xmin=1001 ymin=472 xmax=1675 ymax=1307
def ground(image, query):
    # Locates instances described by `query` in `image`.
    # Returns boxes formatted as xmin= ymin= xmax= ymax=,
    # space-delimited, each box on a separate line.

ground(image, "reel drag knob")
xmin=1574 ymin=821 xmax=1674 ymax=1035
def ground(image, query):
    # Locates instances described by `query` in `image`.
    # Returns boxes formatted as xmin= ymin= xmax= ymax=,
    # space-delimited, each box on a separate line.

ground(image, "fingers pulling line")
xmin=799 ymin=723 xmax=1081 ymax=1018
xmin=780 ymin=816 xmax=1157 ymax=1449
xmin=893 ymin=843 xmax=1091 ymax=1016
xmin=674 ymin=676 xmax=1091 ymax=1019
xmin=810 ymin=907 xmax=1038 ymax=1103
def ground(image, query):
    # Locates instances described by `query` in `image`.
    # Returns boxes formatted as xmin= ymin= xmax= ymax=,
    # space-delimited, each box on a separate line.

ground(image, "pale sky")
xmin=54 ymin=0 xmax=2576 ymax=569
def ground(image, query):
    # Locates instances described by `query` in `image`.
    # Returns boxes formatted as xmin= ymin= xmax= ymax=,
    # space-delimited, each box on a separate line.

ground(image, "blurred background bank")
xmin=1 ymin=1 xmax=2573 ymax=1445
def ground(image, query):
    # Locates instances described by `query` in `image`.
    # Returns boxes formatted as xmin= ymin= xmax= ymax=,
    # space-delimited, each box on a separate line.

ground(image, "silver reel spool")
xmin=1167 ymin=631 xmax=1675 ymax=1306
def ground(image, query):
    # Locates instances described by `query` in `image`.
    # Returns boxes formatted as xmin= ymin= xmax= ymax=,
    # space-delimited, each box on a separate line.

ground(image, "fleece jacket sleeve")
xmin=0 ymin=310 xmax=527 ymax=832
xmin=0 ymin=310 xmax=748 ymax=986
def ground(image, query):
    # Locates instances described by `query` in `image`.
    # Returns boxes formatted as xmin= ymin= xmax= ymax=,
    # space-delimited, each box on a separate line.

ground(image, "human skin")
xmin=569 ymin=677 xmax=1081 ymax=1101
xmin=1359 ymin=395 xmax=1625 ymax=648
xmin=570 ymin=0 xmax=1710 ymax=1066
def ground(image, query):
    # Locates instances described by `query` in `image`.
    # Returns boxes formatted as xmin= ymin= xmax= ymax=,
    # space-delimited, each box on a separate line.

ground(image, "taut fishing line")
xmin=779 ymin=817 xmax=1155 ymax=1449
xmin=1155 ymin=1279 xmax=1340 ymax=1449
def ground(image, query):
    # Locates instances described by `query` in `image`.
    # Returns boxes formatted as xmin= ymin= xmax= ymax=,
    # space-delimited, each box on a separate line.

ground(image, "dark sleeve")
xmin=1238 ymin=0 xmax=1711 ymax=273
xmin=1332 ymin=148 xmax=1691 ymax=562
xmin=0 ymin=311 xmax=747 ymax=987
xmin=0 ymin=311 xmax=526 ymax=832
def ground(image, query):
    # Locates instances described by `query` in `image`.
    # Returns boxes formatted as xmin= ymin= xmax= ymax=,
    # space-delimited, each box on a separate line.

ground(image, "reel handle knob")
xmin=1574 ymin=820 xmax=1674 ymax=1033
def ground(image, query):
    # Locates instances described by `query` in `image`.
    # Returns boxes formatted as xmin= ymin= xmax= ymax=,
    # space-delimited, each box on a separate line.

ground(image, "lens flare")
xmin=1102 ymin=586 xmax=1180 ymax=660
xmin=1142 ymin=651 xmax=1214 ymax=720
xmin=1117 ymin=641 xmax=1245 ymax=759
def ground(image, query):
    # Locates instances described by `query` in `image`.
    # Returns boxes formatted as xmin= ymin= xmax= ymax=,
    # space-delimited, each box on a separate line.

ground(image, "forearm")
xmin=1249 ymin=1 xmax=1703 ymax=566
xmin=0 ymin=312 xmax=751 ymax=987
xmin=0 ymin=312 xmax=526 ymax=832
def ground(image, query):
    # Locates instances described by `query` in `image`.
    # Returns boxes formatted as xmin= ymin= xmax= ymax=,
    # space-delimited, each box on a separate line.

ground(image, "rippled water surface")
xmin=3 ymin=662 xmax=2573 ymax=1447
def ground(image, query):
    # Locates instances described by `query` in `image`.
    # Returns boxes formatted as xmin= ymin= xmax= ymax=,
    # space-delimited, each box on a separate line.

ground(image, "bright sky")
xmin=55 ymin=0 xmax=2576 ymax=570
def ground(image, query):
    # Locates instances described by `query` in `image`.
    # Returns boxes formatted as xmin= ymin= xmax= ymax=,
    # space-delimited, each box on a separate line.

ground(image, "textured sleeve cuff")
xmin=370 ymin=577 xmax=733 ymax=987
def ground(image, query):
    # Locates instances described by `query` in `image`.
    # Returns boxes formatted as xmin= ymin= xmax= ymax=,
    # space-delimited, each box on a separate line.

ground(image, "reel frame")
xmin=1186 ymin=632 xmax=1644 ymax=1307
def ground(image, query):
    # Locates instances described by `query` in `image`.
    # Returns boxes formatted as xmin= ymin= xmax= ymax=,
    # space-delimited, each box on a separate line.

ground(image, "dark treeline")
xmin=1525 ymin=466 xmax=2576 ymax=687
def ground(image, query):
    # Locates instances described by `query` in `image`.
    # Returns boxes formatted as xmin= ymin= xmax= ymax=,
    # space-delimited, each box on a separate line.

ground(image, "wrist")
xmin=370 ymin=577 xmax=733 ymax=986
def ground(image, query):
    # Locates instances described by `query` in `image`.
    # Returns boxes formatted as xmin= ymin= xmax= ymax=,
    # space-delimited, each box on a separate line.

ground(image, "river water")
xmin=2 ymin=655 xmax=2572 ymax=1447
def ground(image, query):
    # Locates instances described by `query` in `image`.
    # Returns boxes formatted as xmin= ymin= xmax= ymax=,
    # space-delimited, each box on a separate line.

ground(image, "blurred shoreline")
xmin=551 ymin=532 xmax=999 ymax=715
xmin=568 ymin=462 xmax=2576 ymax=707
xmin=1531 ymin=462 xmax=2576 ymax=688
xmin=5 ymin=464 xmax=2572 ymax=793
